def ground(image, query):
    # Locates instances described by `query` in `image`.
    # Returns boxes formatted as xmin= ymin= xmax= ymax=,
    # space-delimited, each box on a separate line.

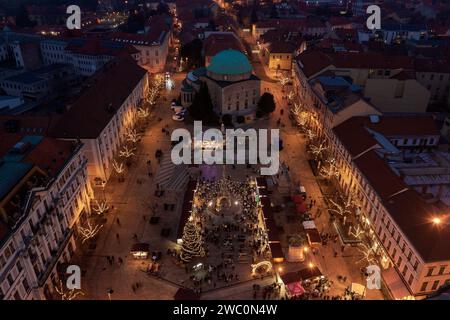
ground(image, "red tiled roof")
xmin=390 ymin=70 xmax=416 ymax=80
xmin=203 ymin=33 xmax=245 ymax=58
xmin=354 ymin=150 xmax=407 ymax=200
xmin=385 ymin=190 xmax=450 ymax=262
xmin=24 ymin=138 xmax=75 ymax=177
xmin=50 ymin=56 xmax=147 ymax=139
xmin=297 ymin=50 xmax=414 ymax=78
xmin=333 ymin=117 xmax=379 ymax=157
xmin=0 ymin=115 xmax=62 ymax=135
xmin=67 ymin=38 xmax=139 ymax=56
xmin=333 ymin=115 xmax=440 ymax=158
xmin=268 ymin=41 xmax=296 ymax=54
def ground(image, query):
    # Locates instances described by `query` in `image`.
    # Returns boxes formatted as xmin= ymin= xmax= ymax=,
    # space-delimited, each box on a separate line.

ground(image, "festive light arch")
xmin=251 ymin=261 xmax=273 ymax=275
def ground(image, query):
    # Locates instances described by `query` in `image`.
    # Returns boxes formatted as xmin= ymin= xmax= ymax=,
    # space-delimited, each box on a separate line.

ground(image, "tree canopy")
xmin=188 ymin=83 xmax=218 ymax=124
xmin=256 ymin=92 xmax=276 ymax=117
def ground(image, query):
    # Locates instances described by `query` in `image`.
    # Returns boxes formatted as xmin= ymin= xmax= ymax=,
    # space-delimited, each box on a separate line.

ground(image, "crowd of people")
xmin=181 ymin=177 xmax=272 ymax=292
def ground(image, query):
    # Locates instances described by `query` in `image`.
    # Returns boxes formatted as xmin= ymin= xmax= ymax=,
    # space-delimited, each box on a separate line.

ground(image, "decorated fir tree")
xmin=180 ymin=219 xmax=205 ymax=262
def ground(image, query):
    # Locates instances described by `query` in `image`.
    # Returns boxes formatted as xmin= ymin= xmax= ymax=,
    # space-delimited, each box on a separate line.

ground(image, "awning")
xmin=382 ymin=267 xmax=413 ymax=300
xmin=306 ymin=229 xmax=322 ymax=245
xmin=286 ymin=282 xmax=305 ymax=297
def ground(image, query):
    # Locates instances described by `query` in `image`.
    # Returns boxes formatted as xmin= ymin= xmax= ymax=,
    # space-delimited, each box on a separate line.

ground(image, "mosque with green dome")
xmin=181 ymin=49 xmax=261 ymax=121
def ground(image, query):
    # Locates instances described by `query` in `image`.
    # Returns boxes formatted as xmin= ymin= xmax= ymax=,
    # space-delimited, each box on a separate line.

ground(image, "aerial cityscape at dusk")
xmin=0 ymin=0 xmax=450 ymax=308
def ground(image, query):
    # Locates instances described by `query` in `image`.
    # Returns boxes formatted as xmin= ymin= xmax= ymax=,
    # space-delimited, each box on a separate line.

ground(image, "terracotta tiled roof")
xmin=333 ymin=115 xmax=440 ymax=158
xmin=354 ymin=150 xmax=407 ymax=199
xmin=385 ymin=190 xmax=450 ymax=262
xmin=203 ymin=33 xmax=245 ymax=58
xmin=50 ymin=56 xmax=147 ymax=139
xmin=333 ymin=115 xmax=449 ymax=261
xmin=297 ymin=50 xmax=414 ymax=78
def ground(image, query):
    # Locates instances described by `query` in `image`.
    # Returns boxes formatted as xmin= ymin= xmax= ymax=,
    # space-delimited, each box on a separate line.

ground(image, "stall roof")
xmin=280 ymin=271 xmax=301 ymax=285
xmin=269 ymin=242 xmax=284 ymax=259
xmin=306 ymin=229 xmax=322 ymax=244
xmin=298 ymin=266 xmax=322 ymax=280
xmin=130 ymin=243 xmax=149 ymax=252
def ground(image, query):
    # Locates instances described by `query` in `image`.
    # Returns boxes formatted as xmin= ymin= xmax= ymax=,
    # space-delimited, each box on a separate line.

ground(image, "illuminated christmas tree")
xmin=180 ymin=219 xmax=204 ymax=262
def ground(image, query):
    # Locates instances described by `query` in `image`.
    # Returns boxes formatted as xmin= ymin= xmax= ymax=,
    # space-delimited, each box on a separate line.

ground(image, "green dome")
xmin=207 ymin=49 xmax=252 ymax=75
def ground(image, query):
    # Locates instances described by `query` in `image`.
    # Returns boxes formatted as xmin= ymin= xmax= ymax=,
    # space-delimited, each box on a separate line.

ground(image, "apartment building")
xmin=295 ymin=50 xmax=431 ymax=113
xmin=0 ymin=64 xmax=77 ymax=102
xmin=328 ymin=115 xmax=450 ymax=298
xmin=0 ymin=28 xmax=43 ymax=70
xmin=0 ymin=135 xmax=92 ymax=300
xmin=294 ymin=74 xmax=381 ymax=139
xmin=414 ymin=59 xmax=450 ymax=106
xmin=40 ymin=38 xmax=141 ymax=77
xmin=109 ymin=14 xmax=172 ymax=73
xmin=49 ymin=56 xmax=148 ymax=185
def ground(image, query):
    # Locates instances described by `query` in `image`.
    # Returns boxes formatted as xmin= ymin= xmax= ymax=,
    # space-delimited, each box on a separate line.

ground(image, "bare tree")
xmin=112 ymin=160 xmax=125 ymax=175
xmin=93 ymin=200 xmax=109 ymax=215
xmin=310 ymin=139 xmax=327 ymax=161
xmin=319 ymin=157 xmax=339 ymax=181
xmin=126 ymin=129 xmax=140 ymax=144
xmin=54 ymin=280 xmax=85 ymax=300
xmin=78 ymin=220 xmax=103 ymax=243
xmin=356 ymin=243 xmax=377 ymax=265
xmin=328 ymin=195 xmax=353 ymax=225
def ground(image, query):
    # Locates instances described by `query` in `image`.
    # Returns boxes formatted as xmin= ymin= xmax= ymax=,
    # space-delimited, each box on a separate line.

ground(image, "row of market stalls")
xmin=129 ymin=180 xmax=197 ymax=263
xmin=256 ymin=178 xmax=284 ymax=263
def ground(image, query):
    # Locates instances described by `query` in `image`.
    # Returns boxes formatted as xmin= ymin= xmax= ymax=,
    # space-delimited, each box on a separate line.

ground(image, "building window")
xmin=427 ymin=267 xmax=435 ymax=277
xmin=408 ymin=275 xmax=414 ymax=286
xmin=431 ymin=280 xmax=440 ymax=291
xmin=438 ymin=266 xmax=446 ymax=275
xmin=420 ymin=282 xmax=428 ymax=291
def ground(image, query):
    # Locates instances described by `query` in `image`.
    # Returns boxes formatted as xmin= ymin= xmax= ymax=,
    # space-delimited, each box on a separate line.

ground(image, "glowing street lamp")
xmin=432 ymin=217 xmax=442 ymax=225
